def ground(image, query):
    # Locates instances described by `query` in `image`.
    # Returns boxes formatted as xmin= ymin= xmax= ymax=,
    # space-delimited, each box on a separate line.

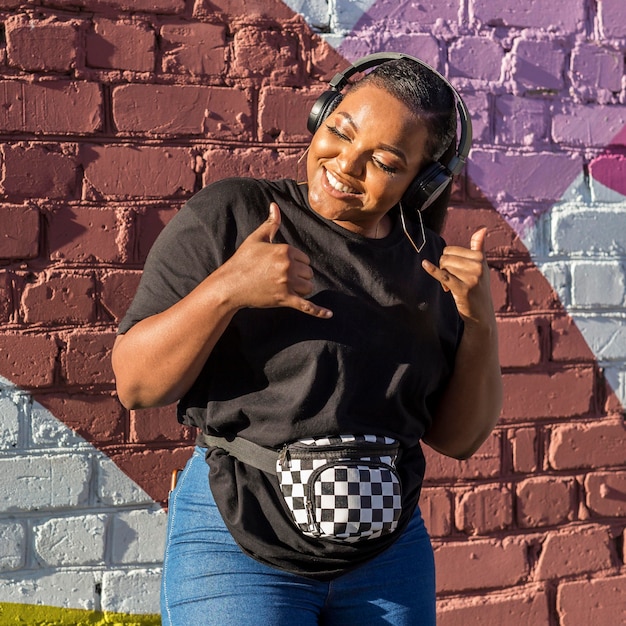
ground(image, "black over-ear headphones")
xmin=307 ymin=52 xmax=472 ymax=212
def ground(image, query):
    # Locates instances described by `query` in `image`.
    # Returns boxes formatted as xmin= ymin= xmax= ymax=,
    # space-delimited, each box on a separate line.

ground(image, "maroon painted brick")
xmin=557 ymin=576 xmax=626 ymax=626
xmin=490 ymin=269 xmax=508 ymax=312
xmin=434 ymin=538 xmax=528 ymax=592
xmin=6 ymin=15 xmax=79 ymax=73
xmin=105 ymin=445 xmax=194 ymax=505
xmin=160 ymin=23 xmax=227 ymax=75
xmin=584 ymin=471 xmax=626 ymax=517
xmin=501 ymin=369 xmax=594 ymax=421
xmin=81 ymin=145 xmax=195 ymax=200
xmin=2 ymin=145 xmax=79 ymax=200
xmin=37 ymin=393 xmax=126 ymax=445
xmin=549 ymin=420 xmax=626 ymax=470
xmin=0 ymin=272 xmax=11 ymax=323
xmin=258 ymin=86 xmax=322 ymax=142
xmin=438 ymin=589 xmax=551 ymax=626
xmin=0 ymin=333 xmax=58 ymax=388
xmin=424 ymin=433 xmax=501 ymax=481
xmin=0 ymin=81 xmax=102 ymax=134
xmin=22 ymin=272 xmax=95 ymax=325
xmin=535 ymin=525 xmax=613 ymax=580
xmin=0 ymin=205 xmax=39 ymax=260
xmin=509 ymin=427 xmax=538 ymax=473
xmin=65 ymin=331 xmax=116 ymax=386
xmin=43 ymin=0 xmax=185 ymax=11
xmin=455 ymin=484 xmax=513 ymax=535
xmin=232 ymin=27 xmax=304 ymax=85
xmin=551 ymin=314 xmax=596 ymax=362
xmin=497 ymin=317 xmax=542 ymax=368
xmin=510 ymin=265 xmax=561 ymax=312
xmin=100 ymin=271 xmax=142 ymax=324
xmin=113 ymin=84 xmax=253 ymax=139
xmin=134 ymin=206 xmax=179 ymax=263
xmin=129 ymin=404 xmax=196 ymax=443
xmin=202 ymin=147 xmax=303 ymax=188
xmin=420 ymin=487 xmax=453 ymax=537
xmin=48 ymin=206 xmax=120 ymax=263
xmin=516 ymin=477 xmax=576 ymax=528
xmin=86 ymin=18 xmax=155 ymax=72
xmin=194 ymin=0 xmax=294 ymax=19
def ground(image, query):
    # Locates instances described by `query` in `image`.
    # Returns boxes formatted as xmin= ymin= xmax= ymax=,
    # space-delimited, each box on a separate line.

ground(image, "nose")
xmin=336 ymin=143 xmax=365 ymax=177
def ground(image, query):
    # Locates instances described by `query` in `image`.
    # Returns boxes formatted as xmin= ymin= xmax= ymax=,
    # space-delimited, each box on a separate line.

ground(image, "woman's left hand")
xmin=421 ymin=227 xmax=495 ymax=329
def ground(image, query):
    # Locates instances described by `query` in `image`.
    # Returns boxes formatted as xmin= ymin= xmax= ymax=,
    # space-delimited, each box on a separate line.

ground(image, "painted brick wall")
xmin=0 ymin=0 xmax=624 ymax=624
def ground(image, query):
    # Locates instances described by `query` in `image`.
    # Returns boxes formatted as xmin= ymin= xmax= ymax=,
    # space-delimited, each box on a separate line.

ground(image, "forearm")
xmin=112 ymin=265 xmax=240 ymax=409
xmin=422 ymin=320 xmax=503 ymax=460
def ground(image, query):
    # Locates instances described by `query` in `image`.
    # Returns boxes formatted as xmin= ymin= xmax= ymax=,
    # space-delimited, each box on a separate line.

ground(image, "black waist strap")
xmin=201 ymin=433 xmax=279 ymax=474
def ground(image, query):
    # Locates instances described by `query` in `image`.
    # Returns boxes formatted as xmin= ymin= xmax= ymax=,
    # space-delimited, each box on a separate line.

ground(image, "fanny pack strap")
xmin=201 ymin=433 xmax=278 ymax=474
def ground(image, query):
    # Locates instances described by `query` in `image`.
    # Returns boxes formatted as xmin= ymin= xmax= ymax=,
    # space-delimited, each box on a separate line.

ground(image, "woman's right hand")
xmin=113 ymin=203 xmax=331 ymax=409
xmin=220 ymin=203 xmax=332 ymax=318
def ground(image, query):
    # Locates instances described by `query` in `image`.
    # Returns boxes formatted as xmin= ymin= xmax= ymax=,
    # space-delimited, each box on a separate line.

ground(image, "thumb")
xmin=250 ymin=202 xmax=281 ymax=243
xmin=470 ymin=227 xmax=487 ymax=252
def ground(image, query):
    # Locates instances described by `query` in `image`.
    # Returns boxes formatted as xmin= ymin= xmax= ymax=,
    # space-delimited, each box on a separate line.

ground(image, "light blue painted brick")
xmin=101 ymin=568 xmax=162 ymax=615
xmin=552 ymin=207 xmax=626 ymax=256
xmin=572 ymin=261 xmax=626 ymax=307
xmin=0 ymin=394 xmax=20 ymax=450
xmin=33 ymin=514 xmax=107 ymax=567
xmin=0 ymin=522 xmax=26 ymax=572
xmin=110 ymin=508 xmax=167 ymax=565
xmin=575 ymin=316 xmax=626 ymax=361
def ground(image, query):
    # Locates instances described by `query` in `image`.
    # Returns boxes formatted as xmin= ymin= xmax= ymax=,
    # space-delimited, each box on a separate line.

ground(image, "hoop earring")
xmin=296 ymin=146 xmax=310 ymax=183
xmin=399 ymin=202 xmax=426 ymax=254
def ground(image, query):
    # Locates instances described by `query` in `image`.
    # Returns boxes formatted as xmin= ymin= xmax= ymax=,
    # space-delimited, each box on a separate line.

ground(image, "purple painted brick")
xmin=468 ymin=149 xmax=582 ymax=202
xmin=471 ymin=0 xmax=584 ymax=33
xmin=495 ymin=96 xmax=547 ymax=145
xmin=553 ymin=105 xmax=626 ymax=147
xmin=511 ymin=39 xmax=565 ymax=93
xmin=450 ymin=37 xmax=503 ymax=81
xmin=464 ymin=93 xmax=491 ymax=143
xmin=379 ymin=35 xmax=441 ymax=71
xmin=599 ymin=0 xmax=626 ymax=39
xmin=571 ymin=44 xmax=623 ymax=92
xmin=364 ymin=0 xmax=460 ymax=24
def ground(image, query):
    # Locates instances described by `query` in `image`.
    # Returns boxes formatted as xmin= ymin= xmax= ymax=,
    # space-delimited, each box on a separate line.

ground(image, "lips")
xmin=325 ymin=168 xmax=359 ymax=194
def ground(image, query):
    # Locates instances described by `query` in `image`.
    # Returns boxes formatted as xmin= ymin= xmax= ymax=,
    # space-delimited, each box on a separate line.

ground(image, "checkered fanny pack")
xmin=202 ymin=432 xmax=402 ymax=543
xmin=276 ymin=434 xmax=403 ymax=543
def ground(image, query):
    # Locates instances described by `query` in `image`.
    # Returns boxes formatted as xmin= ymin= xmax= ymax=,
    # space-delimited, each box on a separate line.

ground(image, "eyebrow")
xmin=335 ymin=112 xmax=408 ymax=165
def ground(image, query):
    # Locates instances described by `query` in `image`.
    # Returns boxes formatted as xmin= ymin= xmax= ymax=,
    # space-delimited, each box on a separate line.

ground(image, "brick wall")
xmin=0 ymin=0 xmax=624 ymax=623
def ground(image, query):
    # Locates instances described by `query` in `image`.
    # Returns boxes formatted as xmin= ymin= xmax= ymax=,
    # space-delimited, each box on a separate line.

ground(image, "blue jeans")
xmin=161 ymin=447 xmax=436 ymax=626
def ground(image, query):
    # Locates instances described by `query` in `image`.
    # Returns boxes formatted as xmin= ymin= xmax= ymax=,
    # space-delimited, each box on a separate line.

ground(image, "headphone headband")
xmin=307 ymin=52 xmax=472 ymax=213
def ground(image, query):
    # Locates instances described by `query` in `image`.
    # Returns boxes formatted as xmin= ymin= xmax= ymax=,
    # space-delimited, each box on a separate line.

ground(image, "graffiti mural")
xmin=0 ymin=1 xmax=624 ymax=623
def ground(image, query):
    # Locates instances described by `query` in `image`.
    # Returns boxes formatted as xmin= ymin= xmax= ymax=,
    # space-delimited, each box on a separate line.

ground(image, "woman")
xmin=112 ymin=54 xmax=502 ymax=625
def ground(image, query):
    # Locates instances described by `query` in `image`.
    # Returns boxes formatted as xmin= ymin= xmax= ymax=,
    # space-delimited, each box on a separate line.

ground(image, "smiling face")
xmin=306 ymin=83 xmax=429 ymax=237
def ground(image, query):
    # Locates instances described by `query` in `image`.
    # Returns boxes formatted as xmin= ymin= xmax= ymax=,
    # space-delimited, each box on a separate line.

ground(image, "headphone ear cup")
xmin=403 ymin=162 xmax=452 ymax=211
xmin=308 ymin=90 xmax=342 ymax=134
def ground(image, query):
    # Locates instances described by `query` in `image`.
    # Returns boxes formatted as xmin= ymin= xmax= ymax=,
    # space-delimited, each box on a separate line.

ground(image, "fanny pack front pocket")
xmin=276 ymin=435 xmax=402 ymax=543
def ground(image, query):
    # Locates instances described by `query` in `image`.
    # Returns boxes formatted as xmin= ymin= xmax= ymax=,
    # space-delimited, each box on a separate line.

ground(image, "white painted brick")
xmin=101 ymin=568 xmax=161 ymax=615
xmin=282 ymin=0 xmax=329 ymax=30
xmin=96 ymin=454 xmax=155 ymax=506
xmin=551 ymin=206 xmax=626 ymax=256
xmin=572 ymin=261 xmax=626 ymax=307
xmin=0 ymin=454 xmax=91 ymax=512
xmin=33 ymin=514 xmax=107 ymax=567
xmin=110 ymin=508 xmax=167 ymax=565
xmin=0 ymin=522 xmax=26 ymax=571
xmin=0 ymin=570 xmax=98 ymax=609
xmin=0 ymin=393 xmax=20 ymax=450
xmin=331 ymin=0 xmax=376 ymax=34
xmin=575 ymin=316 xmax=626 ymax=361
xmin=537 ymin=262 xmax=571 ymax=307
xmin=30 ymin=400 xmax=84 ymax=448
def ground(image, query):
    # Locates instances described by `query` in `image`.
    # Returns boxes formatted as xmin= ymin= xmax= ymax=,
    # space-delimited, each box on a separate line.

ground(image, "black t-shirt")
xmin=119 ymin=177 xmax=462 ymax=579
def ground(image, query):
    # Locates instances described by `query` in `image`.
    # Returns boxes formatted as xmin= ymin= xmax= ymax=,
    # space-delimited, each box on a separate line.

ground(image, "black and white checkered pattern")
xmin=276 ymin=435 xmax=402 ymax=543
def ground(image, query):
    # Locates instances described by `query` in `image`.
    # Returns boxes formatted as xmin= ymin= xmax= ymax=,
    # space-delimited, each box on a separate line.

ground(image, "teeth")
xmin=326 ymin=169 xmax=357 ymax=194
